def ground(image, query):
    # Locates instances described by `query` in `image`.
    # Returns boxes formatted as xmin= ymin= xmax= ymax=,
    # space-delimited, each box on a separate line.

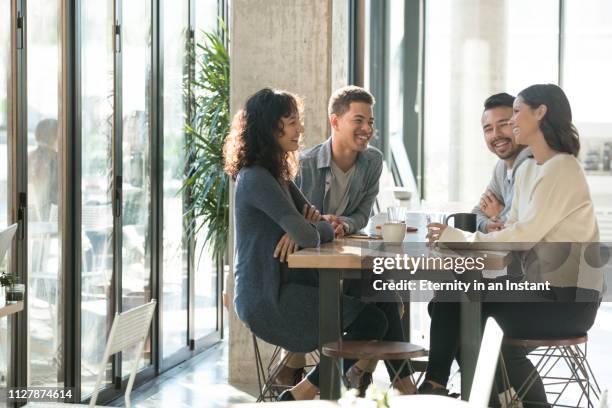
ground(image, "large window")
xmin=80 ymin=0 xmax=115 ymax=397
xmin=562 ymin=0 xmax=612 ymax=391
xmin=26 ymin=0 xmax=63 ymax=388
xmin=423 ymin=0 xmax=558 ymax=204
xmin=366 ymin=0 xmax=612 ymax=396
xmin=194 ymin=0 xmax=221 ymax=340
xmin=563 ymin=0 xmax=612 ymax=240
xmin=1 ymin=0 xmax=224 ymax=404
xmin=386 ymin=0 xmax=404 ymax=150
xmin=161 ymin=0 xmax=189 ymax=360
xmin=121 ymin=0 xmax=153 ymax=377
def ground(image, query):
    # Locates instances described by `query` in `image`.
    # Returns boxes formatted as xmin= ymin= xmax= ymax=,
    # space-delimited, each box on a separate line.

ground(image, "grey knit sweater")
xmin=233 ymin=165 xmax=365 ymax=352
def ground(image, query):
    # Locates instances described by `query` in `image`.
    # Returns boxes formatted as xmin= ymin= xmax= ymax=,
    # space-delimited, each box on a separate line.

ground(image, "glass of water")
xmin=425 ymin=212 xmax=445 ymax=225
xmin=425 ymin=213 xmax=445 ymax=248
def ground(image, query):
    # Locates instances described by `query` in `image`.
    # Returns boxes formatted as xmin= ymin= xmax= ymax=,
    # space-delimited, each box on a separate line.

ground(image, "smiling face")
xmin=481 ymin=106 xmax=522 ymax=160
xmin=276 ymin=112 xmax=304 ymax=153
xmin=330 ymin=102 xmax=374 ymax=152
xmin=509 ymin=96 xmax=546 ymax=146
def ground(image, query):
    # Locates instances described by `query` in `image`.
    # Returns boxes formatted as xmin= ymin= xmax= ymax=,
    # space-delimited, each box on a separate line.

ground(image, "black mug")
xmin=445 ymin=212 xmax=477 ymax=232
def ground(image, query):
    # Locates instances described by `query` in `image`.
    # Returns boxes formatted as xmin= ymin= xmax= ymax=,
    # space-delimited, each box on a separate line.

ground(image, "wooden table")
xmin=288 ymin=232 xmax=510 ymax=401
xmin=0 ymin=301 xmax=24 ymax=318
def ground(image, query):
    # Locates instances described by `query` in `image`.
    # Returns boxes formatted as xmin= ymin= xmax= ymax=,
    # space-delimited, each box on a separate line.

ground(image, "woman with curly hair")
xmin=225 ymin=87 xmax=416 ymax=400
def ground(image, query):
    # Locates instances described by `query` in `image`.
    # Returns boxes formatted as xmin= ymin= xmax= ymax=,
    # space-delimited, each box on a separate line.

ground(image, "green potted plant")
xmin=0 ymin=272 xmax=23 ymax=304
xmin=0 ymin=272 xmax=16 ymax=288
xmin=182 ymin=24 xmax=230 ymax=266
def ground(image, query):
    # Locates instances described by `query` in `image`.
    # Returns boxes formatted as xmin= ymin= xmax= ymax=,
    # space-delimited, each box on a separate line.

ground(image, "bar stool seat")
xmin=499 ymin=334 xmax=601 ymax=407
xmin=322 ymin=340 xmax=427 ymax=360
xmin=503 ymin=335 xmax=587 ymax=348
xmin=322 ymin=340 xmax=427 ymax=390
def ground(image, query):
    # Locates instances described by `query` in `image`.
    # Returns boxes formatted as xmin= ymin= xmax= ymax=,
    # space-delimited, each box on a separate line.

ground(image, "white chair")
xmin=25 ymin=299 xmax=157 ymax=408
xmin=0 ymin=223 xmax=18 ymax=264
xmin=390 ymin=317 xmax=504 ymax=408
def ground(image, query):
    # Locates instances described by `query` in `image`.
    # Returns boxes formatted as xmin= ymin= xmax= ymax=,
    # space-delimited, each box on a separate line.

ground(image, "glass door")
xmin=120 ymin=0 xmax=153 ymax=377
xmin=161 ymin=0 xmax=190 ymax=363
xmin=193 ymin=0 xmax=222 ymax=344
xmin=26 ymin=0 xmax=64 ymax=388
xmin=80 ymin=0 xmax=115 ymax=397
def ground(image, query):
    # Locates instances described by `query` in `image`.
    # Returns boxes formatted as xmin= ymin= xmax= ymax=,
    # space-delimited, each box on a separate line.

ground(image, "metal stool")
xmin=499 ymin=335 xmax=601 ymax=408
xmin=252 ymin=334 xmax=319 ymax=402
xmin=322 ymin=340 xmax=428 ymax=391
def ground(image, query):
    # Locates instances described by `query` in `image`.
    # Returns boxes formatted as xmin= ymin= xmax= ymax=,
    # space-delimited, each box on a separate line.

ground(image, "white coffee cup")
xmin=382 ymin=223 xmax=406 ymax=243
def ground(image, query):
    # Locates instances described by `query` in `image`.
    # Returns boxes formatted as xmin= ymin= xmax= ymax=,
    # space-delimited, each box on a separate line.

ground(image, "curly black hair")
xmin=224 ymin=88 xmax=303 ymax=182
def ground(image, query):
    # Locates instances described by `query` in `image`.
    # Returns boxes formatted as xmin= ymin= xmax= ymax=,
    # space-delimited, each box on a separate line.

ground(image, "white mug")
xmin=382 ymin=223 xmax=406 ymax=243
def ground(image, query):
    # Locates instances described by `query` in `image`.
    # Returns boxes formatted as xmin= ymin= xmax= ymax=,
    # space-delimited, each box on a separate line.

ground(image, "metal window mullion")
xmin=10 ymin=0 xmax=29 ymax=393
xmin=151 ymin=0 xmax=163 ymax=373
xmin=187 ymin=0 xmax=195 ymax=351
xmin=369 ymin=0 xmax=386 ymax=155
xmin=558 ymin=0 xmax=565 ymax=86
xmin=112 ymin=0 xmax=123 ymax=389
xmin=61 ymin=0 xmax=81 ymax=400
xmin=417 ymin=0 xmax=425 ymax=198
xmin=213 ymin=0 xmax=226 ymax=342
xmin=402 ymin=0 xmax=422 ymax=194
xmin=418 ymin=0 xmax=426 ymax=199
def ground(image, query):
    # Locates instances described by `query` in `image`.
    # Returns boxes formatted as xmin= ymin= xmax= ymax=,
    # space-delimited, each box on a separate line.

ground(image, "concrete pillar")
xmin=227 ymin=0 xmax=349 ymax=388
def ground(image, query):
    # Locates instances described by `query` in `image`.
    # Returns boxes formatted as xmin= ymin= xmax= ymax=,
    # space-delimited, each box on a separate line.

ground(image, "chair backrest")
xmin=469 ymin=317 xmax=504 ymax=408
xmin=89 ymin=299 xmax=156 ymax=407
xmin=0 ymin=224 xmax=18 ymax=265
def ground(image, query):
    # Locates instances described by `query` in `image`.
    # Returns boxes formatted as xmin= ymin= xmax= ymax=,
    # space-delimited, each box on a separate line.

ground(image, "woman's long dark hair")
xmin=224 ymin=88 xmax=302 ymax=181
xmin=518 ymin=84 xmax=580 ymax=156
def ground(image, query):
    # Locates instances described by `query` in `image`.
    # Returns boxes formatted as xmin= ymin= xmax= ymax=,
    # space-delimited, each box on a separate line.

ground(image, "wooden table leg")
xmin=319 ymin=269 xmax=342 ymax=400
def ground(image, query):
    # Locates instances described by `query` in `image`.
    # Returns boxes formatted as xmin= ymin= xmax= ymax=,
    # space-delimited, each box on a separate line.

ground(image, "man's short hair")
xmin=483 ymin=92 xmax=515 ymax=111
xmin=328 ymin=85 xmax=375 ymax=116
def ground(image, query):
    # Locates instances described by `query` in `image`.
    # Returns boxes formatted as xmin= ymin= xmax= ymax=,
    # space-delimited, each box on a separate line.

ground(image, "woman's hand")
xmin=274 ymin=233 xmax=297 ymax=262
xmin=302 ymin=204 xmax=321 ymax=222
xmin=426 ymin=222 xmax=447 ymax=243
xmin=322 ymin=214 xmax=344 ymax=238
xmin=485 ymin=219 xmax=504 ymax=233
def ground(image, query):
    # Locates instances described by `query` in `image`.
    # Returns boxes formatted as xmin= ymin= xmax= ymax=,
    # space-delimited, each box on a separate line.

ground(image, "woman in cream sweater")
xmin=425 ymin=84 xmax=601 ymax=408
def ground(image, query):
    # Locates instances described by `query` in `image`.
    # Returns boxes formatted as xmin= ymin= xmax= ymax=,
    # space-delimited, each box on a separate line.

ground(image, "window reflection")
xmin=563 ymin=0 xmax=612 ymax=390
xmin=121 ymin=0 xmax=152 ymax=377
xmin=424 ymin=0 xmax=557 ymax=203
xmin=80 ymin=0 xmax=114 ymax=397
xmin=563 ymin=0 xmax=612 ymax=241
xmin=162 ymin=0 xmax=189 ymax=358
xmin=26 ymin=0 xmax=63 ymax=388
xmin=194 ymin=0 xmax=220 ymax=341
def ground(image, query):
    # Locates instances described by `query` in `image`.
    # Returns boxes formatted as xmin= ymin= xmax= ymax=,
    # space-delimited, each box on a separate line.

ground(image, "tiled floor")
xmin=109 ymin=313 xmax=611 ymax=408
xmin=118 ymin=338 xmax=417 ymax=408
xmin=116 ymin=341 xmax=256 ymax=408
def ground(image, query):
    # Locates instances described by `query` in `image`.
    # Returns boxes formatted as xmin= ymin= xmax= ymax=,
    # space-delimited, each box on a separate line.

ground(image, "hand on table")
xmin=485 ymin=219 xmax=504 ymax=233
xmin=426 ymin=222 xmax=447 ymax=243
xmin=322 ymin=214 xmax=345 ymax=238
xmin=480 ymin=189 xmax=504 ymax=218
xmin=274 ymin=233 xmax=297 ymax=262
xmin=302 ymin=204 xmax=321 ymax=222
